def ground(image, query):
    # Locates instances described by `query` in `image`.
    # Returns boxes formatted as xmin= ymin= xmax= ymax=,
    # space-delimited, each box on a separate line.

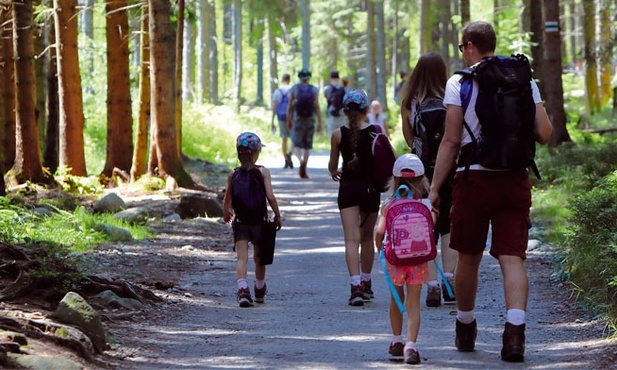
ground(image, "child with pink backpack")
xmin=374 ymin=154 xmax=438 ymax=365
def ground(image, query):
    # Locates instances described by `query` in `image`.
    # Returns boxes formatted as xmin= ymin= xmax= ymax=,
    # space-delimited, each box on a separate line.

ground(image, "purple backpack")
xmin=370 ymin=125 xmax=396 ymax=192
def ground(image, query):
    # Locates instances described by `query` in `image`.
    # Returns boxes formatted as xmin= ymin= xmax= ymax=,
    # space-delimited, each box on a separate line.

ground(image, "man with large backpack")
xmin=323 ymin=69 xmax=348 ymax=138
xmin=428 ymin=21 xmax=552 ymax=363
xmin=271 ymin=74 xmax=294 ymax=169
xmin=286 ymin=68 xmax=323 ymax=179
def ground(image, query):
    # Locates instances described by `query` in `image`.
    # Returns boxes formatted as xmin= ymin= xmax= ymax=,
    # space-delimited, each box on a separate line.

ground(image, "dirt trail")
xmin=104 ymin=153 xmax=616 ymax=369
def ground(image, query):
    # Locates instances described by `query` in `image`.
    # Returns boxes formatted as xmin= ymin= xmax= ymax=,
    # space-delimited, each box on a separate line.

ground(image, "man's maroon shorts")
xmin=449 ymin=170 xmax=532 ymax=259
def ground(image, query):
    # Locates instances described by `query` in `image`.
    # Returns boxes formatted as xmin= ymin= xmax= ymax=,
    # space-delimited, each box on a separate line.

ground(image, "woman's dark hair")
xmin=400 ymin=52 xmax=448 ymax=110
xmin=344 ymin=106 xmax=369 ymax=171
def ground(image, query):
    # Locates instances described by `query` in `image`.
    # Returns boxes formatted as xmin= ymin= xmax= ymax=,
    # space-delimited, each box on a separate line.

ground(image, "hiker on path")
xmin=271 ymin=74 xmax=294 ymax=169
xmin=428 ymin=21 xmax=553 ymax=362
xmin=400 ymin=52 xmax=458 ymax=308
xmin=375 ymin=154 xmax=435 ymax=365
xmin=328 ymin=89 xmax=380 ymax=307
xmin=367 ymin=100 xmax=390 ymax=137
xmin=394 ymin=70 xmax=409 ymax=104
xmin=286 ymin=68 xmax=323 ymax=179
xmin=223 ymin=132 xmax=282 ymax=308
xmin=324 ymin=69 xmax=348 ymax=138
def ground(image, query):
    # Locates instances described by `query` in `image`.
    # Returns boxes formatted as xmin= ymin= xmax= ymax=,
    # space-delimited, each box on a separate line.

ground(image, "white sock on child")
xmin=457 ymin=310 xmax=475 ymax=324
xmin=506 ymin=309 xmax=526 ymax=326
xmin=350 ymin=275 xmax=361 ymax=286
xmin=427 ymin=280 xmax=439 ymax=287
xmin=360 ymin=272 xmax=371 ymax=282
xmin=404 ymin=341 xmax=417 ymax=351
xmin=237 ymin=278 xmax=249 ymax=289
xmin=392 ymin=335 xmax=404 ymax=344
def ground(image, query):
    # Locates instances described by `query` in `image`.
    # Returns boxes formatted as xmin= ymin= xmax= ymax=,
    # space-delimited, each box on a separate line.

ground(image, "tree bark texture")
xmin=583 ymin=0 xmax=600 ymax=113
xmin=267 ymin=19 xmax=278 ymax=98
xmin=598 ymin=0 xmax=612 ymax=105
xmin=529 ymin=0 xmax=544 ymax=96
xmin=102 ymin=0 xmax=134 ymax=179
xmin=181 ymin=9 xmax=194 ymax=102
xmin=366 ymin=0 xmax=377 ymax=101
xmin=232 ymin=0 xmax=242 ymax=111
xmin=208 ymin=0 xmax=218 ymax=104
xmin=460 ymin=0 xmax=470 ymax=27
xmin=175 ymin=0 xmax=185 ymax=159
xmin=197 ymin=0 xmax=209 ymax=103
xmin=131 ymin=6 xmax=150 ymax=183
xmin=2 ymin=9 xmax=16 ymax=171
xmin=54 ymin=0 xmax=87 ymax=176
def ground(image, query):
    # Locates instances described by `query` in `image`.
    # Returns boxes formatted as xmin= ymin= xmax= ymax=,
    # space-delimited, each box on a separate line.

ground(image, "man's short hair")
xmin=399 ymin=71 xmax=408 ymax=80
xmin=462 ymin=21 xmax=496 ymax=55
xmin=329 ymin=69 xmax=339 ymax=79
xmin=282 ymin=74 xmax=290 ymax=83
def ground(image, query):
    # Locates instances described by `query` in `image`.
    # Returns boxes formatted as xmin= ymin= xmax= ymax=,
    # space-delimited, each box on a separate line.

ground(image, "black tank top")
xmin=339 ymin=125 xmax=377 ymax=182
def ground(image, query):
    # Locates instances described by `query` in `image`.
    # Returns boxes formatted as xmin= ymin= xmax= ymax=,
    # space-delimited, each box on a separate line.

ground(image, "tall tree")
xmin=54 ymin=0 xmax=87 ymax=176
xmin=43 ymin=21 xmax=59 ymax=174
xmin=366 ymin=0 xmax=377 ymax=100
xmin=267 ymin=19 xmax=278 ymax=97
xmin=375 ymin=0 xmax=386 ymax=109
xmin=131 ymin=5 xmax=150 ymax=183
xmin=175 ymin=0 xmax=185 ymax=158
xmin=208 ymin=0 xmax=218 ymax=103
xmin=543 ymin=0 xmax=570 ymax=147
xmin=197 ymin=0 xmax=209 ymax=103
xmin=2 ymin=8 xmax=16 ymax=171
xmin=102 ymin=0 xmax=134 ymax=179
xmin=460 ymin=0 xmax=470 ymax=26
xmin=148 ymin=0 xmax=193 ymax=187
xmin=582 ymin=0 xmax=601 ymax=113
xmin=301 ymin=0 xmax=310 ymax=69
xmin=181 ymin=7 xmax=195 ymax=102
xmin=80 ymin=0 xmax=95 ymax=79
xmin=529 ymin=0 xmax=544 ymax=96
xmin=232 ymin=0 xmax=242 ymax=111
xmin=11 ymin=0 xmax=53 ymax=184
xmin=598 ymin=0 xmax=613 ymax=105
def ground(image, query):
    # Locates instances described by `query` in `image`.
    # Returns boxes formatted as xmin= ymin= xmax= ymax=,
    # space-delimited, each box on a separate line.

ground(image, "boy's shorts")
xmin=278 ymin=120 xmax=291 ymax=139
xmin=386 ymin=262 xmax=429 ymax=286
xmin=232 ymin=220 xmax=263 ymax=245
xmin=449 ymin=170 xmax=532 ymax=259
xmin=292 ymin=117 xmax=315 ymax=149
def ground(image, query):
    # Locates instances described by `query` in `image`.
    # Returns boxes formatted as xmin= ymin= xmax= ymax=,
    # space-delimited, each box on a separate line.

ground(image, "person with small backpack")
xmin=328 ymin=89 xmax=381 ymax=307
xmin=429 ymin=22 xmax=553 ymax=362
xmin=323 ymin=69 xmax=348 ymax=138
xmin=223 ymin=132 xmax=282 ymax=308
xmin=286 ymin=68 xmax=323 ymax=179
xmin=271 ymin=74 xmax=294 ymax=169
xmin=374 ymin=154 xmax=438 ymax=365
xmin=400 ymin=52 xmax=458 ymax=308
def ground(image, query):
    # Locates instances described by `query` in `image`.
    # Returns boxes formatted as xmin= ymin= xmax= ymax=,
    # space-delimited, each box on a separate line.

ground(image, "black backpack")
xmin=327 ymin=84 xmax=346 ymax=117
xmin=294 ymin=84 xmax=316 ymax=118
xmin=455 ymin=54 xmax=539 ymax=178
xmin=231 ymin=166 xmax=267 ymax=224
xmin=412 ymin=97 xmax=446 ymax=176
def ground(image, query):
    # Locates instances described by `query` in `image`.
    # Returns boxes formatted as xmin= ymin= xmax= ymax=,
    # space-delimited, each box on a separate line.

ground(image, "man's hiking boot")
xmin=501 ymin=322 xmax=525 ymax=362
xmin=442 ymin=276 xmax=456 ymax=304
xmin=254 ymin=283 xmax=267 ymax=304
xmin=348 ymin=284 xmax=364 ymax=306
xmin=455 ymin=319 xmax=477 ymax=352
xmin=425 ymin=285 xmax=441 ymax=307
xmin=388 ymin=342 xmax=404 ymax=358
xmin=361 ymin=279 xmax=374 ymax=300
xmin=299 ymin=163 xmax=309 ymax=179
xmin=404 ymin=347 xmax=421 ymax=365
xmin=237 ymin=288 xmax=254 ymax=307
xmin=284 ymin=153 xmax=293 ymax=169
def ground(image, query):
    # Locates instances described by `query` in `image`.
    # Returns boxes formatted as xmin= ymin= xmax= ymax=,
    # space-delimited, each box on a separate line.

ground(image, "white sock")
xmin=444 ymin=272 xmax=454 ymax=278
xmin=360 ymin=272 xmax=372 ymax=282
xmin=457 ymin=310 xmax=475 ymax=324
xmin=392 ymin=335 xmax=404 ymax=344
xmin=427 ymin=280 xmax=439 ymax=287
xmin=237 ymin=278 xmax=249 ymax=289
xmin=404 ymin=341 xmax=417 ymax=351
xmin=350 ymin=275 xmax=361 ymax=286
xmin=506 ymin=309 xmax=526 ymax=326
xmin=255 ymin=279 xmax=265 ymax=289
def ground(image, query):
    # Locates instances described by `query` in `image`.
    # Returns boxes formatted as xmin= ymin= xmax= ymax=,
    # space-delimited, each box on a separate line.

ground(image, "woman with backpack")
xmin=399 ymin=52 xmax=459 ymax=308
xmin=223 ymin=132 xmax=282 ymax=307
xmin=328 ymin=89 xmax=380 ymax=307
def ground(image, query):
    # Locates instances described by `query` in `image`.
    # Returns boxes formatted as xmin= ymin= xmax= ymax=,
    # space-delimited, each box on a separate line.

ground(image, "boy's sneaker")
xmin=237 ymin=288 xmax=254 ymax=307
xmin=285 ymin=153 xmax=294 ymax=169
xmin=404 ymin=347 xmax=421 ymax=365
xmin=455 ymin=319 xmax=477 ymax=352
xmin=425 ymin=285 xmax=441 ymax=307
xmin=348 ymin=284 xmax=364 ymax=306
xmin=299 ymin=163 xmax=309 ymax=179
xmin=388 ymin=342 xmax=404 ymax=358
xmin=361 ymin=279 xmax=374 ymax=300
xmin=254 ymin=283 xmax=267 ymax=304
xmin=442 ymin=276 xmax=456 ymax=303
xmin=501 ymin=322 xmax=525 ymax=362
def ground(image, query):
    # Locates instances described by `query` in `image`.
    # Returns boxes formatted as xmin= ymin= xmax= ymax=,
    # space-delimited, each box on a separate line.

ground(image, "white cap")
xmin=393 ymin=154 xmax=425 ymax=178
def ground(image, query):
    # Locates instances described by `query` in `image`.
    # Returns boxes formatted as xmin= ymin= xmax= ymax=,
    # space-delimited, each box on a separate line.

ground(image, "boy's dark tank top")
xmin=339 ymin=125 xmax=376 ymax=182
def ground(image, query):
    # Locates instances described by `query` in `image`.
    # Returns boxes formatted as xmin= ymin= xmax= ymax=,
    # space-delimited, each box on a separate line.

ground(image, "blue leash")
xmin=380 ymin=248 xmax=406 ymax=313
xmin=433 ymin=260 xmax=454 ymax=298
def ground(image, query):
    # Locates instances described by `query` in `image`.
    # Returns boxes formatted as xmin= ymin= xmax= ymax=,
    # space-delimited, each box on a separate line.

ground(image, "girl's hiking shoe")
xmin=254 ymin=283 xmax=267 ymax=303
xmin=426 ymin=285 xmax=441 ymax=307
xmin=348 ymin=284 xmax=364 ymax=306
xmin=442 ymin=276 xmax=456 ymax=303
xmin=361 ymin=279 xmax=374 ymax=300
xmin=237 ymin=288 xmax=254 ymax=307
xmin=388 ymin=342 xmax=404 ymax=358
xmin=404 ymin=348 xmax=421 ymax=365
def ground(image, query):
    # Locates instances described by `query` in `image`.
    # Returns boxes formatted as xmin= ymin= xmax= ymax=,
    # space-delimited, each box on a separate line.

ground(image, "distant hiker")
xmin=272 ymin=74 xmax=294 ymax=169
xmin=286 ymin=68 xmax=323 ymax=179
xmin=394 ymin=70 xmax=408 ymax=104
xmin=328 ymin=89 xmax=379 ymax=307
xmin=400 ymin=52 xmax=458 ymax=308
xmin=223 ymin=132 xmax=282 ymax=308
xmin=324 ymin=69 xmax=348 ymax=138
xmin=367 ymin=100 xmax=390 ymax=137
xmin=428 ymin=21 xmax=553 ymax=362
xmin=375 ymin=154 xmax=436 ymax=365
xmin=341 ymin=76 xmax=350 ymax=88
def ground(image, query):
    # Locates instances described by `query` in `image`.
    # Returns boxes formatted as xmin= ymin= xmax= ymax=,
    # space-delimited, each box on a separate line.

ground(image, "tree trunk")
xmin=583 ymin=0 xmax=600 ymax=113
xmin=543 ymin=0 xmax=571 ymax=147
xmin=366 ymin=0 xmax=377 ymax=100
xmin=232 ymin=0 xmax=242 ymax=111
xmin=34 ymin=3 xmax=50 ymax=152
xmin=148 ymin=0 xmax=193 ymax=187
xmin=43 ymin=16 xmax=59 ymax=173
xmin=2 ymin=10 xmax=16 ymax=171
xmin=182 ymin=7 xmax=194 ymax=102
xmin=197 ymin=0 xmax=209 ymax=103
xmin=529 ymin=0 xmax=544 ymax=96
xmin=460 ymin=0 xmax=470 ymax=26
xmin=419 ymin=0 xmax=431 ymax=55
xmin=598 ymin=0 xmax=612 ymax=105
xmin=0 ymin=7 xmax=6 ymax=175
xmin=301 ymin=0 xmax=310 ymax=70
xmin=256 ymin=32 xmax=264 ymax=106
xmin=267 ymin=19 xmax=278 ymax=98
xmin=102 ymin=0 xmax=134 ymax=179
xmin=131 ymin=7 xmax=150 ymax=183
xmin=568 ymin=0 xmax=578 ymax=69
xmin=175 ymin=0 xmax=185 ymax=159
xmin=375 ymin=0 xmax=386 ymax=109
xmin=208 ymin=0 xmax=218 ymax=104
xmin=11 ymin=0 xmax=53 ymax=184
xmin=54 ymin=0 xmax=87 ymax=176
xmin=80 ymin=0 xmax=94 ymax=79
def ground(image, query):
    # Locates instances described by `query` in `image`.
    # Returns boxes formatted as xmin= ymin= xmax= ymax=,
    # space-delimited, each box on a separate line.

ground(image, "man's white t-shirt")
xmin=272 ymin=85 xmax=292 ymax=109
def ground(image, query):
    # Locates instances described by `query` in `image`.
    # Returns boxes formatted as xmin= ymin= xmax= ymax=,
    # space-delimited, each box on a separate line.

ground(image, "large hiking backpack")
xmin=327 ymin=84 xmax=346 ymax=117
xmin=455 ymin=54 xmax=539 ymax=177
xmin=294 ymin=84 xmax=316 ymax=118
xmin=370 ymin=125 xmax=397 ymax=192
xmin=383 ymin=185 xmax=437 ymax=266
xmin=231 ymin=167 xmax=267 ymax=224
xmin=275 ymin=89 xmax=289 ymax=122
xmin=412 ymin=97 xmax=446 ymax=175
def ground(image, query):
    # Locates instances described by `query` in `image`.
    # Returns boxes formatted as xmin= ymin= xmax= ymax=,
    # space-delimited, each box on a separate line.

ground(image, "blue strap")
xmin=395 ymin=184 xmax=413 ymax=200
xmin=433 ymin=260 xmax=454 ymax=298
xmin=460 ymin=77 xmax=472 ymax=114
xmin=380 ymin=248 xmax=406 ymax=313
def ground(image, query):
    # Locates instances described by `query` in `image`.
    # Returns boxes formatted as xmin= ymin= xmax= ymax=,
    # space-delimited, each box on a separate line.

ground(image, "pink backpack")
xmin=383 ymin=185 xmax=437 ymax=266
